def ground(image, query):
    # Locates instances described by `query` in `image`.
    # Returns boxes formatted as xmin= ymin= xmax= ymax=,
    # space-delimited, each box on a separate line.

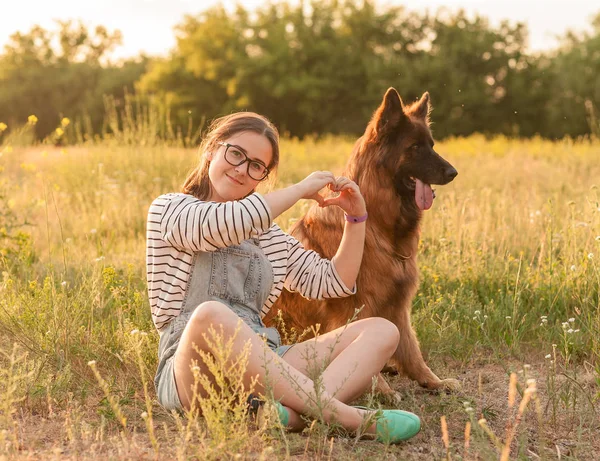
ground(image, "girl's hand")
xmin=321 ymin=177 xmax=367 ymax=216
xmin=297 ymin=171 xmax=336 ymax=205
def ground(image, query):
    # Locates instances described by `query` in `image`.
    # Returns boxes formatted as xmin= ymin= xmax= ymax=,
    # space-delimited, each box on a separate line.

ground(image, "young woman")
xmin=146 ymin=112 xmax=421 ymax=443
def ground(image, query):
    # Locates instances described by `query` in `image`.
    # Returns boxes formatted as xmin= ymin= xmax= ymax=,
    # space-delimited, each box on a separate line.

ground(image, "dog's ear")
xmin=374 ymin=88 xmax=409 ymax=135
xmin=408 ymin=92 xmax=432 ymax=122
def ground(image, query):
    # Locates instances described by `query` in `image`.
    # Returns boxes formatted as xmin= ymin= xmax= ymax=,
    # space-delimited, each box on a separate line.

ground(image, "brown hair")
xmin=182 ymin=112 xmax=280 ymax=200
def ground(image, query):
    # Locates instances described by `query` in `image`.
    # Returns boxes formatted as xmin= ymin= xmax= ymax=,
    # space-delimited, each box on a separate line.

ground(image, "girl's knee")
xmin=368 ymin=317 xmax=400 ymax=351
xmin=190 ymin=301 xmax=235 ymax=329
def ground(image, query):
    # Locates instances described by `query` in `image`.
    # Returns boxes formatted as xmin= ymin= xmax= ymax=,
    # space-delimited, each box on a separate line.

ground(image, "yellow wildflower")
xmin=20 ymin=163 xmax=37 ymax=172
xmin=5 ymin=146 xmax=13 ymax=153
xmin=0 ymin=122 xmax=7 ymax=132
xmin=61 ymin=117 xmax=70 ymax=127
xmin=7 ymin=199 xmax=15 ymax=208
xmin=28 ymin=115 xmax=38 ymax=125
xmin=55 ymin=127 xmax=64 ymax=137
xmin=41 ymin=151 xmax=48 ymax=158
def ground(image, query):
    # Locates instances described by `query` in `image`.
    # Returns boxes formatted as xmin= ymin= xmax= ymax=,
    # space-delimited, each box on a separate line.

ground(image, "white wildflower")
xmin=87 ymin=360 xmax=96 ymax=366
xmin=545 ymin=354 xmax=551 ymax=359
xmin=90 ymin=228 xmax=97 ymax=234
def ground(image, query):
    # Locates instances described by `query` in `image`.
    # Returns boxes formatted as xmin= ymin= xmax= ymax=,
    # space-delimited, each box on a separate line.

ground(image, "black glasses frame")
xmin=217 ymin=142 xmax=270 ymax=181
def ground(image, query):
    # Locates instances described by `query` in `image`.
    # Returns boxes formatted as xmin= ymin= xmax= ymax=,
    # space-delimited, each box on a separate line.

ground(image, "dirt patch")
xmin=5 ymin=358 xmax=599 ymax=460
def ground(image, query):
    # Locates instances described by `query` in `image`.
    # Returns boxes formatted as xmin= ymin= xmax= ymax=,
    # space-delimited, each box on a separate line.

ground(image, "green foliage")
xmin=546 ymin=13 xmax=600 ymax=137
xmin=2 ymin=4 xmax=600 ymax=141
xmin=0 ymin=20 xmax=147 ymax=140
xmin=137 ymin=2 xmax=600 ymax=139
xmin=0 ymin=161 xmax=36 ymax=273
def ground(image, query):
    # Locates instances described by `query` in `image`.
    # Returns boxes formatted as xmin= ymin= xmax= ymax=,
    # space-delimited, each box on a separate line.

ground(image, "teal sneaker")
xmin=272 ymin=401 xmax=290 ymax=427
xmin=248 ymin=394 xmax=289 ymax=427
xmin=354 ymin=406 xmax=421 ymax=443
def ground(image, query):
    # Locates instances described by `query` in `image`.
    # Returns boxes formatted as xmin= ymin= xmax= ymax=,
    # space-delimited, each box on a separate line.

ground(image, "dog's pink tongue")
xmin=415 ymin=179 xmax=434 ymax=211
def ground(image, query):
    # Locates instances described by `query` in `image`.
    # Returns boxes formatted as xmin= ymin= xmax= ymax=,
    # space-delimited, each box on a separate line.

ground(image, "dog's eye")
xmin=410 ymin=143 xmax=420 ymax=151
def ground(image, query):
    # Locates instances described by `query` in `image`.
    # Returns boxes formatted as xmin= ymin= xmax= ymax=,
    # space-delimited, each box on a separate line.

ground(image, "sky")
xmin=0 ymin=0 xmax=597 ymax=60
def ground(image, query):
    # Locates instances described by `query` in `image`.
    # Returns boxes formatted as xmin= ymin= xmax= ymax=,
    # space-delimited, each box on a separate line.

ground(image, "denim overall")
xmin=154 ymin=238 xmax=290 ymax=411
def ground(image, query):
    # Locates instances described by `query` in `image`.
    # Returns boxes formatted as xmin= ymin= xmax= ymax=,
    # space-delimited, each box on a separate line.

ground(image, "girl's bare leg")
xmin=172 ymin=301 xmax=380 ymax=432
xmin=281 ymin=317 xmax=400 ymax=403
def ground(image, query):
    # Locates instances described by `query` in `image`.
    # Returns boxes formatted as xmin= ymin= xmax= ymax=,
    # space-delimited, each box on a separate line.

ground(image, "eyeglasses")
xmin=217 ymin=142 xmax=270 ymax=181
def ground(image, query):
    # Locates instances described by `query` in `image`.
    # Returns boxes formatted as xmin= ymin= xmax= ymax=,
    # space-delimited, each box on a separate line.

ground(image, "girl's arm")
xmin=281 ymin=177 xmax=367 ymax=298
xmin=331 ymin=220 xmax=366 ymax=291
xmin=262 ymin=171 xmax=336 ymax=218
xmin=152 ymin=171 xmax=337 ymax=253
xmin=324 ymin=178 xmax=367 ymax=290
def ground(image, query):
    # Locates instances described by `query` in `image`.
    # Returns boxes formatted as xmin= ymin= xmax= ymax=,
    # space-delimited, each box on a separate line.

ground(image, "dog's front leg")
xmin=394 ymin=309 xmax=460 ymax=391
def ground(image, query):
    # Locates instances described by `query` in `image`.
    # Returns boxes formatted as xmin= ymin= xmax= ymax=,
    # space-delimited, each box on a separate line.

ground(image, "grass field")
xmin=0 ymin=126 xmax=599 ymax=459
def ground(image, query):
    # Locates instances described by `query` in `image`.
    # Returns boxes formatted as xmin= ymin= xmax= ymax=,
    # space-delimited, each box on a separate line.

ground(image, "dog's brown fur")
xmin=264 ymin=88 xmax=459 ymax=392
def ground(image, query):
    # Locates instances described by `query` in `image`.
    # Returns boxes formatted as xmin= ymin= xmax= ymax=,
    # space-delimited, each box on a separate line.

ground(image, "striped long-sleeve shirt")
xmin=146 ymin=192 xmax=356 ymax=332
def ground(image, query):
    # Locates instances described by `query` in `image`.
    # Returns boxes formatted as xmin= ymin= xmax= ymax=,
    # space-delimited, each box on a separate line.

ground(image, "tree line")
xmin=1 ymin=1 xmax=599 ymax=141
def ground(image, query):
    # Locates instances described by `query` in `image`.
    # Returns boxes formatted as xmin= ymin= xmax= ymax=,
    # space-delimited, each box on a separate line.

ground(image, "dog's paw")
xmin=438 ymin=378 xmax=461 ymax=391
xmin=390 ymin=391 xmax=403 ymax=407
xmin=419 ymin=378 xmax=461 ymax=392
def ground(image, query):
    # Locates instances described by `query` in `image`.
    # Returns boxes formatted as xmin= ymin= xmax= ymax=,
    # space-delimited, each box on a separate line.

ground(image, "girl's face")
xmin=207 ymin=131 xmax=273 ymax=202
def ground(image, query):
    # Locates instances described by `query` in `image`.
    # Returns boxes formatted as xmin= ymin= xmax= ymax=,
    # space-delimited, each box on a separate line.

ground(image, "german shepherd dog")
xmin=264 ymin=88 xmax=460 ymax=395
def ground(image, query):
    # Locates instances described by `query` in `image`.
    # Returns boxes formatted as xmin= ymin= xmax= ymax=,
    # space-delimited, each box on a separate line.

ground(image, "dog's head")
xmin=361 ymin=87 xmax=457 ymax=211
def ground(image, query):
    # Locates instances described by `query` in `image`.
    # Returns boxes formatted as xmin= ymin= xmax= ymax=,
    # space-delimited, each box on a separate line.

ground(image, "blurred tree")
xmin=137 ymin=6 xmax=248 ymax=128
xmin=138 ymin=1 xmax=431 ymax=137
xmin=136 ymin=1 xmax=555 ymax=138
xmin=544 ymin=12 xmax=600 ymax=138
xmin=394 ymin=10 xmax=541 ymax=137
xmin=0 ymin=20 xmax=145 ymax=139
xmin=2 ymin=4 xmax=599 ymax=140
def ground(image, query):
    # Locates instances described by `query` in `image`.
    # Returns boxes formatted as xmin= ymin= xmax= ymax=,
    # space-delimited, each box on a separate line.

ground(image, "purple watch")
xmin=345 ymin=212 xmax=368 ymax=223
